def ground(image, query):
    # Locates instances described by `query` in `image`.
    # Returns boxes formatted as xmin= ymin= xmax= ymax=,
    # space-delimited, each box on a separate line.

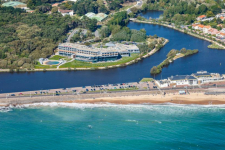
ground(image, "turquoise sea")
xmin=1 ymin=103 xmax=225 ymax=149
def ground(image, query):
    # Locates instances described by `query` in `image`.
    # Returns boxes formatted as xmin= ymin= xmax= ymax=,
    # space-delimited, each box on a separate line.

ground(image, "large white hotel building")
xmin=58 ymin=43 xmax=140 ymax=62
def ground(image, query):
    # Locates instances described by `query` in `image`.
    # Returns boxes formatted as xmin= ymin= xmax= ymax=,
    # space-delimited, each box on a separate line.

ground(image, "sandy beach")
xmin=66 ymin=93 xmax=225 ymax=105
xmin=2 ymin=90 xmax=225 ymax=107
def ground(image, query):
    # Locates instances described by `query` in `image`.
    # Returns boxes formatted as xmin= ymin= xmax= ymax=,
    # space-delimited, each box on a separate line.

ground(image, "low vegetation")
xmin=208 ymin=43 xmax=225 ymax=49
xmin=59 ymin=53 xmax=140 ymax=68
xmin=150 ymin=48 xmax=199 ymax=75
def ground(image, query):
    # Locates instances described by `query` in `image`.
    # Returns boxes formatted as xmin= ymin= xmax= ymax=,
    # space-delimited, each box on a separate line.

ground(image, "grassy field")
xmin=208 ymin=43 xmax=225 ymax=49
xmin=140 ymin=78 xmax=154 ymax=82
xmin=59 ymin=54 xmax=140 ymax=68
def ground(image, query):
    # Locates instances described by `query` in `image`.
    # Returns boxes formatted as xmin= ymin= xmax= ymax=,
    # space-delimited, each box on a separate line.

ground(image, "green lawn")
xmin=34 ymin=62 xmax=57 ymax=69
xmin=140 ymin=78 xmax=154 ymax=82
xmin=49 ymin=55 xmax=66 ymax=60
xmin=60 ymin=54 xmax=140 ymax=68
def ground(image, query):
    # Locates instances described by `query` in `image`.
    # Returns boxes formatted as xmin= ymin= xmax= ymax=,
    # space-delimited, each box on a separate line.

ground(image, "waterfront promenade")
xmin=2 ymin=80 xmax=225 ymax=106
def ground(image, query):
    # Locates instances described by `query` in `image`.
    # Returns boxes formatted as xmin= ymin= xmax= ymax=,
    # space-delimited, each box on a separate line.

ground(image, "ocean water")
xmin=0 ymin=103 xmax=225 ymax=149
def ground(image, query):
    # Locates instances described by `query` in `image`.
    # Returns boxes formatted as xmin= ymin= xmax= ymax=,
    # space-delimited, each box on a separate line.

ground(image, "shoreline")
xmin=2 ymin=90 xmax=225 ymax=107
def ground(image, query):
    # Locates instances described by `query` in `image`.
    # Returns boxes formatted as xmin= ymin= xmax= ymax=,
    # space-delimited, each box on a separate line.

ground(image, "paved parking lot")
xmin=0 ymin=81 xmax=157 ymax=98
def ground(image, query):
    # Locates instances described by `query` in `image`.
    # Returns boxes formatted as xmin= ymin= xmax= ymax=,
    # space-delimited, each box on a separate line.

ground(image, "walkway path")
xmin=57 ymin=59 xmax=74 ymax=69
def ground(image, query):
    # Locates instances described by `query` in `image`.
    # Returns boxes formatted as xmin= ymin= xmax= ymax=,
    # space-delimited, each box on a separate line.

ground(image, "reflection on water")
xmin=138 ymin=10 xmax=164 ymax=19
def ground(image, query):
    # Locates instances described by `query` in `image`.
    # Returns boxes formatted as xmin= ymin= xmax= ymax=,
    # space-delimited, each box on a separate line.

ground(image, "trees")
xmin=206 ymin=11 xmax=214 ymax=17
xmin=199 ymin=4 xmax=207 ymax=14
xmin=211 ymin=5 xmax=221 ymax=15
xmin=150 ymin=66 xmax=161 ymax=75
xmin=99 ymin=26 xmax=111 ymax=38
xmin=0 ymin=7 xmax=82 ymax=69
xmin=72 ymin=0 xmax=109 ymax=15
xmin=137 ymin=44 xmax=149 ymax=54
xmin=71 ymin=33 xmax=81 ymax=42
xmin=51 ymin=6 xmax=58 ymax=13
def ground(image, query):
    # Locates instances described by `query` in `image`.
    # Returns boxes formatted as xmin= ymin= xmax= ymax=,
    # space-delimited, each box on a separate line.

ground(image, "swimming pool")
xmin=44 ymin=61 xmax=60 ymax=65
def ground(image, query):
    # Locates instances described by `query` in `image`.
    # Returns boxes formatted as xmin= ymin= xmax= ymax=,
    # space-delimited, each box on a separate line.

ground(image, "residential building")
xmin=58 ymin=9 xmax=73 ymax=16
xmin=208 ymin=28 xmax=219 ymax=35
xmin=197 ymin=15 xmax=206 ymax=21
xmin=203 ymin=25 xmax=211 ymax=34
xmin=216 ymin=32 xmax=225 ymax=39
xmin=216 ymin=13 xmax=225 ymax=18
xmin=220 ymin=16 xmax=225 ymax=21
xmin=57 ymin=43 xmax=140 ymax=62
xmin=220 ymin=28 xmax=225 ymax=33
xmin=192 ymin=24 xmax=204 ymax=30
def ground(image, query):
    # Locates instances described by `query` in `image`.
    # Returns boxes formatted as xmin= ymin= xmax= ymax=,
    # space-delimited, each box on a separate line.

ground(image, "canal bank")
xmin=130 ymin=18 xmax=225 ymax=50
xmin=2 ymin=11 xmax=225 ymax=93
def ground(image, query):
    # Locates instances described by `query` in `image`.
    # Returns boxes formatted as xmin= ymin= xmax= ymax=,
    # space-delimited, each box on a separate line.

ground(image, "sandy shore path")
xmin=67 ymin=93 xmax=225 ymax=105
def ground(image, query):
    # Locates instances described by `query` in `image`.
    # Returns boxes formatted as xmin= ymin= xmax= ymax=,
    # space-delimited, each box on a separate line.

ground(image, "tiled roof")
xmin=198 ymin=15 xmax=206 ymax=18
xmin=58 ymin=9 xmax=73 ymax=13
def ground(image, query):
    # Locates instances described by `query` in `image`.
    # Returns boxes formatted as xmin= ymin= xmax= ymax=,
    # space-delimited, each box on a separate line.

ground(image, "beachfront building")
xmin=85 ymin=12 xmax=108 ymax=22
xmin=155 ymin=80 xmax=170 ymax=88
xmin=192 ymin=71 xmax=222 ymax=84
xmin=57 ymin=43 xmax=140 ymax=62
xmin=58 ymin=9 xmax=74 ymax=16
xmin=168 ymin=75 xmax=198 ymax=86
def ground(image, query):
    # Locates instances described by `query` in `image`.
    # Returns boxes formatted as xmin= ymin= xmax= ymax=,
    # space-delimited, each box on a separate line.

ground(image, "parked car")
xmin=11 ymin=94 xmax=15 ymax=96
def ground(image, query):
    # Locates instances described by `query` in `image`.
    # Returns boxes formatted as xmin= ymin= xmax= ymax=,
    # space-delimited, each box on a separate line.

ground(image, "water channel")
xmin=0 ymin=11 xmax=225 ymax=93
